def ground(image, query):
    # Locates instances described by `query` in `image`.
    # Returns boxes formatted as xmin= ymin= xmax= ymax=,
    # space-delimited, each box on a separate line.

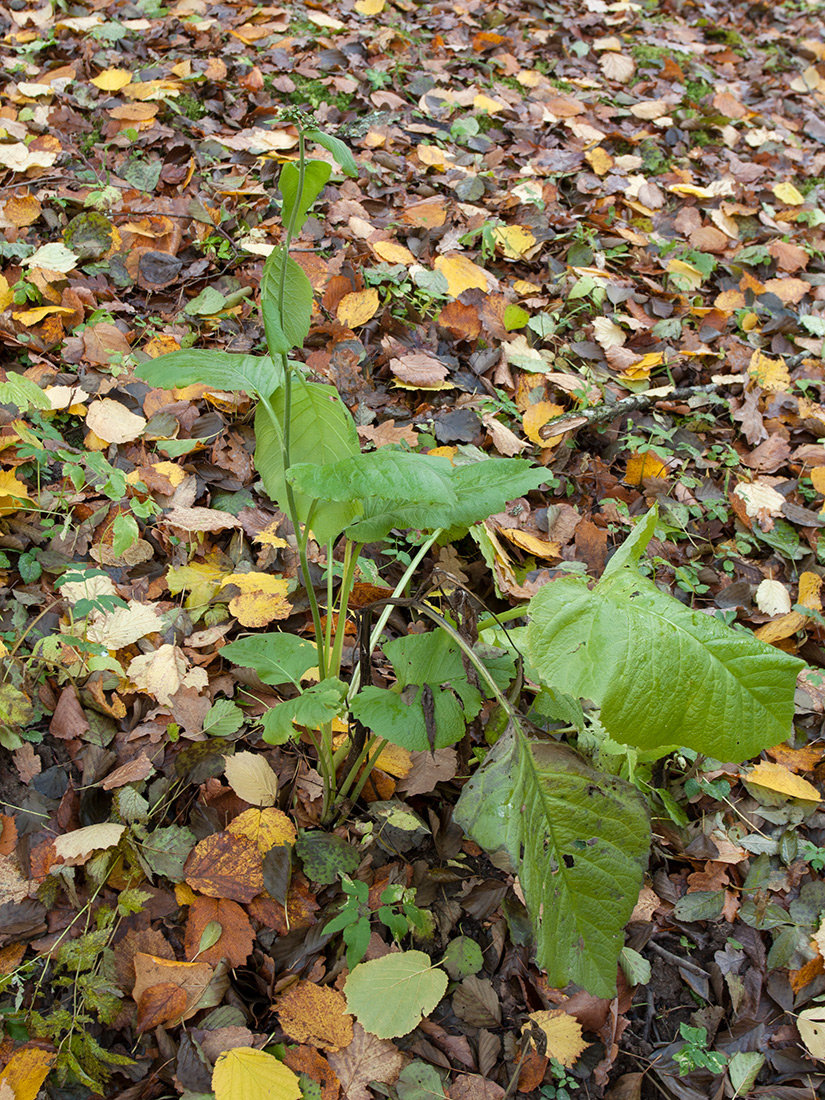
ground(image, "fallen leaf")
xmin=184 ymin=896 xmax=255 ymax=967
xmin=434 ymin=253 xmax=489 ymax=298
xmin=53 ymin=822 xmax=126 ymax=865
xmin=127 ymin=644 xmax=208 ymax=705
xmin=797 ymin=1006 xmax=825 ymax=1060
xmin=132 ymin=953 xmax=222 ymax=1022
xmin=184 ymin=831 xmax=264 ymax=903
xmin=136 ymin=981 xmax=188 ymax=1032
xmin=337 ymin=288 xmax=379 ymax=327
xmin=0 ymin=1047 xmax=56 ymax=1100
xmin=212 ymin=1047 xmax=301 ymax=1100
xmin=276 ymin=980 xmax=354 ymax=1052
xmin=327 ymin=1023 xmax=405 ymax=1100
xmin=747 ymin=762 xmax=821 ymax=802
xmin=625 ymin=453 xmax=668 ymax=484
xmin=220 ymin=572 xmax=292 ymax=628
xmin=755 ymin=579 xmax=792 ymax=616
xmin=223 ymin=753 xmax=280 ymax=807
xmin=226 ymin=807 xmax=296 ymax=852
xmin=524 ymin=1009 xmax=589 ymax=1067
xmin=390 ymin=353 xmax=449 ymax=386
xmin=523 ymin=403 xmax=566 ymax=447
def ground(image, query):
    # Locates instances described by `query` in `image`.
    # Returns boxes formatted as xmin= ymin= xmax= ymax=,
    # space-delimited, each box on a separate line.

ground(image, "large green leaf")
xmin=135 ymin=350 xmax=282 ymax=396
xmin=454 ymin=726 xmax=649 ymax=997
xmin=344 ymin=951 xmax=448 ymax=1038
xmin=526 ymin=508 xmax=803 ymax=761
xmin=287 ymin=450 xmax=458 ymax=506
xmin=280 ymin=159 xmax=332 ymax=235
xmin=221 ymin=634 xmax=318 ymax=688
xmin=0 ymin=374 xmax=52 ymax=411
xmin=261 ymin=678 xmax=347 ymax=745
xmin=260 ymin=246 xmax=314 ymax=356
xmin=254 ymin=379 xmax=360 ymax=542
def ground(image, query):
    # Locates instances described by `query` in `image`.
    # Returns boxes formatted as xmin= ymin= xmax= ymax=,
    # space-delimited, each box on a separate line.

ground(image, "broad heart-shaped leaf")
xmin=306 ymin=128 xmax=358 ymax=177
xmin=344 ymin=951 xmax=448 ymax=1039
xmin=454 ymin=726 xmax=649 ymax=997
xmin=261 ymin=678 xmax=347 ymax=745
xmin=254 ymin=379 xmax=360 ymax=542
xmin=287 ymin=449 xmax=458 ymax=506
xmin=525 ymin=564 xmax=804 ymax=762
xmin=221 ymin=633 xmax=318 ymax=688
xmin=260 ymin=246 xmax=314 ymax=356
xmin=212 ymin=1046 xmax=301 ymax=1100
xmin=135 ymin=350 xmax=282 ymax=396
xmin=280 ymin=159 xmax=332 ymax=235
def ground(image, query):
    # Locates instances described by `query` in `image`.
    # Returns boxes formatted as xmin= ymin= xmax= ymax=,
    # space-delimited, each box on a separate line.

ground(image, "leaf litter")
xmin=0 ymin=0 xmax=824 ymax=1096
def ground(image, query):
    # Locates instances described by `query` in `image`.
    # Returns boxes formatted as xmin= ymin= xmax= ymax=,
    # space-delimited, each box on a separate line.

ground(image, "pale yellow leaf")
xmin=592 ymin=316 xmax=626 ymax=350
xmin=600 ymin=52 xmax=636 ymax=83
xmin=473 ymin=93 xmax=505 ymax=115
xmin=53 ymin=822 xmax=126 ymax=863
xmin=223 ymin=753 xmax=279 ymax=808
xmin=492 ymin=225 xmax=536 ymax=259
xmin=91 ymin=68 xmax=133 ymax=91
xmin=433 ymin=253 xmax=489 ymax=298
xmin=355 ymin=0 xmax=385 ymax=13
xmin=666 ymin=258 xmax=704 ymax=291
xmin=86 ymin=398 xmax=147 ymax=444
xmin=748 ymin=349 xmax=790 ymax=393
xmin=523 ymin=402 xmax=566 ymax=447
xmin=772 ymin=181 xmax=805 ymax=206
xmin=127 ymin=644 xmax=208 ymax=705
xmin=525 ymin=1010 xmax=589 ymax=1068
xmin=337 ymin=288 xmax=379 ymax=328
xmin=747 ymin=762 xmax=821 ymax=802
xmin=755 ymin=579 xmax=792 ymax=617
xmin=0 ymin=469 xmax=30 ymax=516
xmin=373 ymin=240 xmax=415 ymax=265
xmin=797 ymin=1007 xmax=825 ymax=1060
xmin=212 ymin=1047 xmax=301 ymax=1100
xmin=220 ymin=572 xmax=292 ymax=628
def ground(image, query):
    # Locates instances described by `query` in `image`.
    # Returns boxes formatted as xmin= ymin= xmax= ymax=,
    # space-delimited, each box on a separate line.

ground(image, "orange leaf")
xmin=136 ymin=981 xmax=188 ymax=1032
xmin=276 ymin=980 xmax=354 ymax=1052
xmin=184 ymin=896 xmax=255 ymax=968
xmin=523 ymin=402 xmax=565 ymax=447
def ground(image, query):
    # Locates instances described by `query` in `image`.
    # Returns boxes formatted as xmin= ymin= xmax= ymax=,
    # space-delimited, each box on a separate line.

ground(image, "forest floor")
xmin=1 ymin=0 xmax=825 ymax=1097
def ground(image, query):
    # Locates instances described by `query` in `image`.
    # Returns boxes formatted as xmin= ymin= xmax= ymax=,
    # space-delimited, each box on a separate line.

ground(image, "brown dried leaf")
xmin=326 ymin=1023 xmax=405 ymax=1100
xmin=184 ymin=832 xmax=264 ymax=904
xmin=184 ymin=895 xmax=255 ymax=968
xmin=276 ymin=980 xmax=354 ymax=1052
xmin=136 ymin=981 xmax=188 ymax=1032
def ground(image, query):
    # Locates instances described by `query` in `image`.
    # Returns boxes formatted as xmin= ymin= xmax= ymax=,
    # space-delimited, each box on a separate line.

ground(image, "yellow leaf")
xmin=221 ymin=573 xmax=292 ymax=628
xmin=516 ymin=69 xmax=543 ymax=87
xmin=53 ymin=822 xmax=127 ymax=864
xmin=373 ymin=240 xmax=415 ymax=265
xmin=585 ymin=147 xmax=614 ymax=175
xmin=753 ymin=611 xmax=807 ymax=643
xmin=772 ymin=181 xmax=805 ymax=206
xmin=0 ymin=1047 xmax=56 ymax=1100
xmin=227 ymin=807 xmax=297 ymax=853
xmin=748 ymin=349 xmax=790 ymax=393
xmin=167 ymin=562 xmax=226 ymax=608
xmin=0 ymin=469 xmax=30 ymax=516
xmin=524 ymin=1010 xmax=589 ymax=1068
xmin=175 ymin=882 xmax=198 ymax=906
xmin=416 ymin=145 xmax=451 ymax=170
xmin=514 ymin=279 xmax=542 ymax=295
xmin=497 ymin=528 xmax=561 ymax=560
xmin=90 ymin=68 xmax=133 ymax=91
xmin=523 ymin=402 xmax=565 ymax=447
xmin=222 ymin=752 xmax=280 ymax=810
xmin=666 ymin=258 xmax=705 ymax=291
xmin=625 ymin=452 xmax=668 ymax=485
xmin=798 ymin=570 xmax=823 ymax=612
xmin=374 ymin=742 xmax=412 ymax=777
xmin=337 ymin=288 xmax=379 ymax=328
xmin=212 ymin=1047 xmax=301 ymax=1100
xmin=747 ymin=762 xmax=821 ymax=802
xmin=254 ymin=521 xmax=288 ymax=548
xmin=13 ymin=304 xmax=76 ymax=326
xmin=306 ymin=10 xmax=345 ymax=29
xmin=668 ymin=184 xmax=717 ymax=199
xmin=810 ymin=466 xmax=825 ymax=494
xmin=473 ymin=93 xmax=505 ymax=115
xmin=0 ymin=275 xmax=12 ymax=312
xmin=355 ymin=0 xmax=385 ymax=12
xmin=433 ymin=253 xmax=489 ymax=299
xmin=492 ymin=225 xmax=536 ymax=260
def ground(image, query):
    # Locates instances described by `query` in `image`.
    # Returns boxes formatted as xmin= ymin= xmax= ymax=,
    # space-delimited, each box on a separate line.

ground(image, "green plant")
xmin=540 ymin=1059 xmax=578 ymax=1099
xmin=673 ymin=1023 xmax=728 ymax=1076
xmin=134 ymin=116 xmax=803 ymax=998
xmin=324 ymin=875 xmax=432 ymax=968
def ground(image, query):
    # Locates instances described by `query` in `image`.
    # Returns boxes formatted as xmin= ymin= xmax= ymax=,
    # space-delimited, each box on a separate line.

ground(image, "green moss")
xmin=176 ymin=93 xmax=207 ymax=120
xmin=684 ymin=79 xmax=714 ymax=103
xmin=287 ymin=74 xmax=353 ymax=111
xmin=799 ymin=176 xmax=825 ymax=196
xmin=639 ymin=140 xmax=670 ymax=175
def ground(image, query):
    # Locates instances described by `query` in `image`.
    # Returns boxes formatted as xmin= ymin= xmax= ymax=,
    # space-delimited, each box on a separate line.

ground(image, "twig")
xmin=645 ymin=940 xmax=709 ymax=978
xmin=538 ymin=383 xmax=723 ymax=439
